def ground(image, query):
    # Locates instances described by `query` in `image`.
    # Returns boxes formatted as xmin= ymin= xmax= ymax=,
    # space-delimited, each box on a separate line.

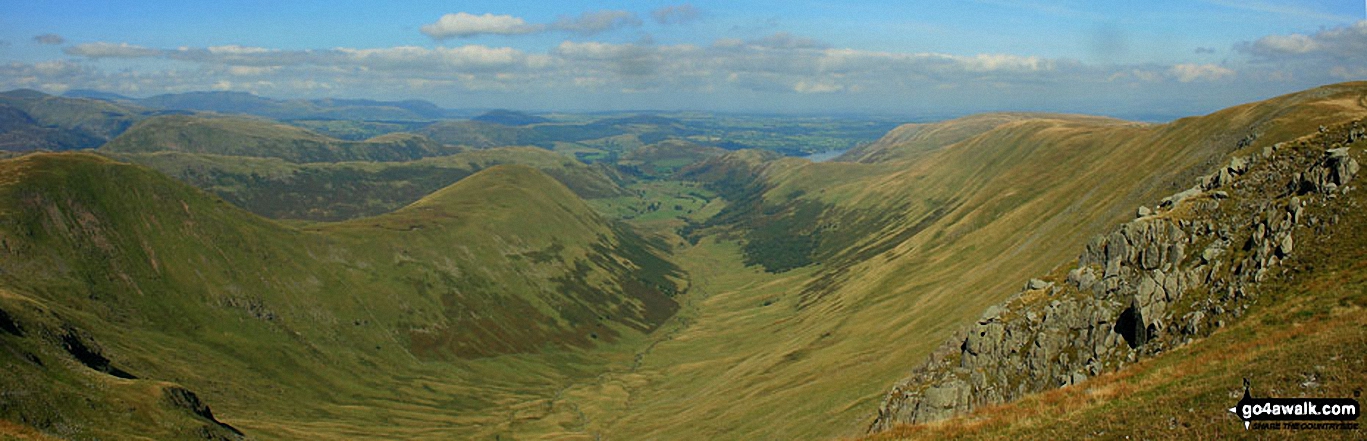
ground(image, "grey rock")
xmin=1228 ymin=156 xmax=1249 ymax=174
xmin=919 ymin=380 xmax=970 ymax=422
xmin=980 ymin=305 xmax=1005 ymax=324
xmin=1278 ymin=233 xmax=1294 ymax=256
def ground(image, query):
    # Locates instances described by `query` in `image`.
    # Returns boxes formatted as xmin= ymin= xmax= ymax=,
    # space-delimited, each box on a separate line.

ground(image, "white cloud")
xmin=338 ymin=45 xmax=528 ymax=71
xmin=1169 ymin=63 xmax=1236 ymax=82
xmin=420 ymin=10 xmax=641 ymax=39
xmin=208 ymin=45 xmax=273 ymax=55
xmin=1239 ymin=21 xmax=1367 ymax=60
xmin=228 ymin=66 xmax=278 ymax=76
xmin=63 ymin=42 xmax=162 ymax=58
xmin=420 ymin=12 xmax=540 ymax=39
xmin=956 ymin=53 xmax=1050 ymax=72
xmin=1233 ymin=21 xmax=1367 ymax=87
xmin=1252 ymin=34 xmax=1319 ymax=54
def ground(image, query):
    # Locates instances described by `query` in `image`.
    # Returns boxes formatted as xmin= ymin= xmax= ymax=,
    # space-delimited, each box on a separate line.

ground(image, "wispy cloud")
xmin=32 ymin=34 xmax=65 ymax=45
xmin=653 ymin=4 xmax=702 ymax=25
xmin=1205 ymin=0 xmax=1356 ymax=22
xmin=968 ymin=0 xmax=1099 ymax=19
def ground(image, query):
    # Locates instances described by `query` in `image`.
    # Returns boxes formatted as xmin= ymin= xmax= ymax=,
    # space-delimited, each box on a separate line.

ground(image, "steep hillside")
xmin=0 ymin=153 xmax=681 ymax=438
xmin=101 ymin=114 xmax=458 ymax=162
xmin=866 ymin=117 xmax=1367 ymax=439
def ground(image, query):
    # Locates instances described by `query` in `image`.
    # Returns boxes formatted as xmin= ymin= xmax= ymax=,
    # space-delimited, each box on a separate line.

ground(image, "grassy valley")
xmin=0 ymin=82 xmax=1364 ymax=440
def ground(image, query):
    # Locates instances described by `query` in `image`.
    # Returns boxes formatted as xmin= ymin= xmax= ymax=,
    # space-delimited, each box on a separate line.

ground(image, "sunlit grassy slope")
xmin=0 ymin=153 xmax=680 ymax=439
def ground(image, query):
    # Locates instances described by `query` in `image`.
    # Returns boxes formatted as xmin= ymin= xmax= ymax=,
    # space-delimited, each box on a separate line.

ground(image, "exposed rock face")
xmin=871 ymin=120 xmax=1363 ymax=432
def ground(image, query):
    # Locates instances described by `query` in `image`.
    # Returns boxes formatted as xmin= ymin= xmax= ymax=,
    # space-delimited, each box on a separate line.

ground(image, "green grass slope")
xmin=0 ymin=153 xmax=681 ymax=439
xmin=101 ymin=114 xmax=458 ymax=163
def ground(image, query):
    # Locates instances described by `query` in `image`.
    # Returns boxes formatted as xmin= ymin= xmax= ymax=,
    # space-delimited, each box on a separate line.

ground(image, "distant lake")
xmin=801 ymin=149 xmax=850 ymax=162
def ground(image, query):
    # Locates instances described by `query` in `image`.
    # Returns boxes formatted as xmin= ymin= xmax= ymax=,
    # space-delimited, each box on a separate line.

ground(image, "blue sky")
xmin=2 ymin=1 xmax=1365 ymax=118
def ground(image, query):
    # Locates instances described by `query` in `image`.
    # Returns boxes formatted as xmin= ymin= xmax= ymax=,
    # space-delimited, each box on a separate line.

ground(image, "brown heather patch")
xmin=0 ymin=419 xmax=65 ymax=441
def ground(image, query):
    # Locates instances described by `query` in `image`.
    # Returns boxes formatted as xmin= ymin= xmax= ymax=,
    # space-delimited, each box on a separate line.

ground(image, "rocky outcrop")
xmin=871 ymin=120 xmax=1364 ymax=431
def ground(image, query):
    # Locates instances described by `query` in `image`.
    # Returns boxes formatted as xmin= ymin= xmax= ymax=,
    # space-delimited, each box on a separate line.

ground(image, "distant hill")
xmin=619 ymin=139 xmax=728 ymax=178
xmin=420 ymin=120 xmax=539 ymax=148
xmin=107 ymin=146 xmax=628 ymax=221
xmin=421 ymin=114 xmax=694 ymax=149
xmin=471 ymin=109 xmax=550 ymax=126
xmin=68 ymin=89 xmax=465 ymax=121
xmin=62 ymin=89 xmax=136 ymax=102
xmin=101 ymin=114 xmax=458 ymax=163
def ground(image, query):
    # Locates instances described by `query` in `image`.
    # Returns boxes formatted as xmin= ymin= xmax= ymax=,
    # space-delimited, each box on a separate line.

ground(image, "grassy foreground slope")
xmin=0 ymin=153 xmax=681 ymax=439
xmin=534 ymin=83 xmax=1367 ymax=440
